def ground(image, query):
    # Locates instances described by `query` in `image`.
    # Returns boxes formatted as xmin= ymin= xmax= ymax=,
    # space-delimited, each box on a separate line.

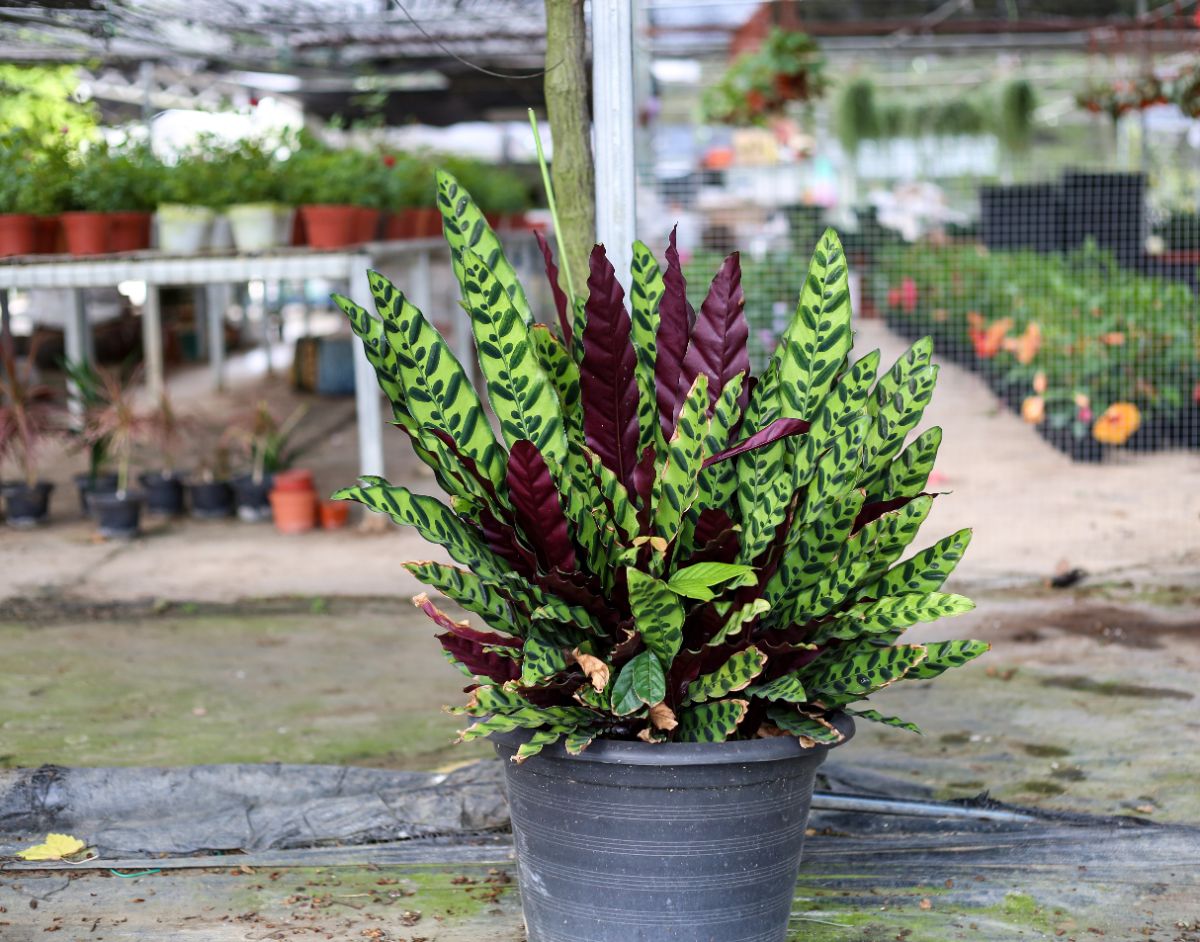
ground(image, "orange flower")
xmin=1099 ymin=331 xmax=1126 ymax=347
xmin=1092 ymin=402 xmax=1141 ymax=445
xmin=1032 ymin=371 xmax=1047 ymax=394
xmin=1015 ymin=322 xmax=1041 ymax=365
xmin=970 ymin=317 xmax=1012 ymax=359
xmin=1021 ymin=395 xmax=1045 ymax=424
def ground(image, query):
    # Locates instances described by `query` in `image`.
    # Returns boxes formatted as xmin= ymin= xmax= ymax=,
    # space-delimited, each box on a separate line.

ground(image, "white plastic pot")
xmin=227 ymin=202 xmax=282 ymax=252
xmin=156 ymin=205 xmax=215 ymax=255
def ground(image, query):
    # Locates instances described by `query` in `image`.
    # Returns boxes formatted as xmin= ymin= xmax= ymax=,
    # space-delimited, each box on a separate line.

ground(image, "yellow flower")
xmin=1021 ymin=395 xmax=1045 ymax=425
xmin=1092 ymin=402 xmax=1141 ymax=445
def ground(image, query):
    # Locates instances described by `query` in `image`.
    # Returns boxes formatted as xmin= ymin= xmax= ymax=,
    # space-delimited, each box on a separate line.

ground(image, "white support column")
xmin=142 ymin=284 xmax=164 ymax=401
xmin=592 ymin=0 xmax=637 ymax=292
xmin=64 ymin=289 xmax=90 ymax=419
xmin=206 ymin=283 xmax=227 ymax=391
xmin=350 ymin=259 xmax=385 ymax=478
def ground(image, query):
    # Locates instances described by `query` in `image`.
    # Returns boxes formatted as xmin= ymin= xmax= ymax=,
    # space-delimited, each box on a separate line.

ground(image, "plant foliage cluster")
xmin=335 ymin=174 xmax=987 ymax=760
xmin=702 ymin=29 xmax=828 ymax=127
xmin=876 ymin=242 xmax=1200 ymax=454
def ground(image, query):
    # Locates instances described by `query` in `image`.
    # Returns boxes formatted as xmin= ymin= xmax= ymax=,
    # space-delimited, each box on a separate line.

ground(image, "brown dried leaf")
xmin=572 ymin=649 xmax=610 ymax=692
xmin=649 ymin=701 xmax=678 ymax=731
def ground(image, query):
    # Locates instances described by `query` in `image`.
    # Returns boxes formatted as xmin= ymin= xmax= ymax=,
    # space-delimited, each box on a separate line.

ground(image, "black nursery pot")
xmin=139 ymin=471 xmax=186 ymax=516
xmin=187 ymin=480 xmax=234 ymax=519
xmin=73 ymin=472 xmax=118 ymax=515
xmin=232 ymin=474 xmax=273 ymax=522
xmin=493 ymin=716 xmax=854 ymax=942
xmin=2 ymin=481 xmax=54 ymax=527
xmin=90 ymin=491 xmax=143 ymax=539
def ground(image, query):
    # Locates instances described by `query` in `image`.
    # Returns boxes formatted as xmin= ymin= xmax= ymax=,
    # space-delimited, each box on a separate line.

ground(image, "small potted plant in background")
xmin=335 ymin=170 xmax=988 ymax=942
xmin=216 ymin=139 xmax=287 ymax=252
xmin=0 ymin=342 xmax=63 ymax=526
xmin=381 ymin=151 xmax=430 ymax=239
xmin=103 ymin=140 xmax=159 ymax=252
xmin=62 ymin=358 xmax=119 ymax=514
xmin=61 ymin=139 xmax=119 ymax=255
xmin=156 ymin=149 xmax=218 ymax=254
xmin=280 ymin=135 xmax=361 ymax=249
xmin=85 ymin=366 xmax=149 ymax=539
xmin=0 ymin=129 xmax=67 ymax=256
xmin=230 ymin=400 xmax=308 ymax=522
xmin=187 ymin=434 xmax=235 ymax=518
xmin=139 ymin=390 xmax=189 ymax=516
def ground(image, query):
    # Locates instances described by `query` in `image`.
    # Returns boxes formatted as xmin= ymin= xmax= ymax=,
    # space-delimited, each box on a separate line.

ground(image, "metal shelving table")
xmin=0 ymin=240 xmax=448 ymax=477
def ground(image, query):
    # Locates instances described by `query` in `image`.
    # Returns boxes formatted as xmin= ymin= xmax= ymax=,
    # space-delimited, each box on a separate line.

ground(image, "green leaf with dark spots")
xmin=627 ymin=568 xmax=685 ymax=668
xmin=611 ymin=650 xmax=667 ymax=715
xmin=676 ymin=699 xmax=749 ymax=743
xmin=685 ymin=646 xmax=767 ymax=703
xmin=904 ymin=639 xmax=989 ymax=680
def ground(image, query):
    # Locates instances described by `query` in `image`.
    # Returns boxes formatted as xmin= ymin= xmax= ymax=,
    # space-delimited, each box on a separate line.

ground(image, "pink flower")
xmin=383 ymin=154 xmax=397 ymax=168
xmin=1078 ymin=406 xmax=1094 ymax=423
xmin=899 ymin=277 xmax=918 ymax=313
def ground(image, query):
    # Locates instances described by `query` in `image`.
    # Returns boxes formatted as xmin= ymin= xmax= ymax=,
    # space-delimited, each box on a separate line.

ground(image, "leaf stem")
xmin=528 ymin=108 xmax=576 ymax=303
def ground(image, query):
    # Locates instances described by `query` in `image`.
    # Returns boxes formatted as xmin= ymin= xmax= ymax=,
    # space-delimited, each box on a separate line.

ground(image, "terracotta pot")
xmin=34 ymin=215 xmax=61 ymax=253
xmin=299 ymin=204 xmax=358 ymax=249
xmin=108 ymin=211 xmax=152 ymax=252
xmin=0 ymin=214 xmax=37 ymax=257
xmin=353 ymin=207 xmax=381 ymax=243
xmin=485 ymin=212 xmax=502 ymax=230
xmin=318 ymin=499 xmax=350 ymax=530
xmin=61 ymin=211 xmax=111 ymax=256
xmin=415 ymin=207 xmax=443 ymax=239
xmin=269 ymin=487 xmax=316 ymax=534
xmin=271 ymin=468 xmax=314 ymax=493
xmin=385 ymin=208 xmax=416 ymax=240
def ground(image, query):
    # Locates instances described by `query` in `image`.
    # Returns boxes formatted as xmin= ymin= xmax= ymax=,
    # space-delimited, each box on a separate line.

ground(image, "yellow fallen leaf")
xmin=16 ymin=833 xmax=87 ymax=861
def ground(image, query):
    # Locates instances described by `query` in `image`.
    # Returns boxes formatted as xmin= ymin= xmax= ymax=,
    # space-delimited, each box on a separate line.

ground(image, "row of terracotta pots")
xmin=0 ymin=211 xmax=153 ymax=258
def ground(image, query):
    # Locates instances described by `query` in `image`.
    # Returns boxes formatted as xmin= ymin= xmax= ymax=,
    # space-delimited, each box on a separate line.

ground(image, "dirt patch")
xmin=1039 ymin=674 xmax=1194 ymax=701
xmin=974 ymin=599 xmax=1200 ymax=650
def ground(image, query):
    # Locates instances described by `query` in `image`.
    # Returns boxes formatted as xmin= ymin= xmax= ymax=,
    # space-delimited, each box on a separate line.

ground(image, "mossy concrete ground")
xmin=3 ymin=590 xmax=1199 ymax=821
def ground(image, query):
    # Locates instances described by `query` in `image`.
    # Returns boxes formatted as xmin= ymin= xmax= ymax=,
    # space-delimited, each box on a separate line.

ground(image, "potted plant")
xmin=702 ymin=28 xmax=827 ymax=126
xmin=62 ymin=358 xmax=119 ymax=513
xmin=0 ymin=129 xmax=66 ymax=256
xmin=0 ymin=342 xmax=62 ymax=526
xmin=157 ymin=149 xmax=218 ymax=254
xmin=85 ymin=366 xmax=149 ymax=539
xmin=230 ymin=400 xmax=308 ymax=521
xmin=280 ymin=135 xmax=363 ymax=249
xmin=61 ymin=140 xmax=117 ymax=255
xmin=213 ymin=138 xmax=288 ymax=252
xmin=187 ymin=435 xmax=234 ymax=518
xmin=333 ymin=172 xmax=987 ymax=941
xmin=103 ymin=141 xmax=159 ymax=252
xmin=139 ymin=390 xmax=188 ymax=516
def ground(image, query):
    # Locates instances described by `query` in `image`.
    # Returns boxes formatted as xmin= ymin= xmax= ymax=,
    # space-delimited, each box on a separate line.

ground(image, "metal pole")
xmin=592 ymin=0 xmax=637 ymax=292
xmin=350 ymin=259 xmax=385 ymax=478
xmin=142 ymin=284 xmax=164 ymax=401
xmin=64 ymin=289 xmax=91 ymax=419
xmin=206 ymin=284 xmax=227 ymax=391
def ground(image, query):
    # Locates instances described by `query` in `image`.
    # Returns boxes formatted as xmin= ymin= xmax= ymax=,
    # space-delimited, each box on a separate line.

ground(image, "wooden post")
xmin=543 ymin=0 xmax=596 ymax=296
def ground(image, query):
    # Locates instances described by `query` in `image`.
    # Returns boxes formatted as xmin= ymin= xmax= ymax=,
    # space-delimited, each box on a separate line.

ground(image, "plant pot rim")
xmin=227 ymin=201 xmax=284 ymax=213
xmin=491 ymin=713 xmax=853 ymax=767
xmin=90 ymin=490 xmax=144 ymax=507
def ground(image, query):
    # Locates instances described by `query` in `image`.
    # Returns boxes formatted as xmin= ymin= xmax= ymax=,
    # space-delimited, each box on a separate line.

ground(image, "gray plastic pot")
xmin=493 ymin=715 xmax=853 ymax=942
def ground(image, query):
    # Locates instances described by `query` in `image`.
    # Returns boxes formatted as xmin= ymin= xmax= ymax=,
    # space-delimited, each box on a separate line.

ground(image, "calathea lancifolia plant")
xmin=333 ymin=172 xmax=987 ymax=762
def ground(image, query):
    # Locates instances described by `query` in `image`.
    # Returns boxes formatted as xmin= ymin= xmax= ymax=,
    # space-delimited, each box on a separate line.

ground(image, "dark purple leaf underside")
xmin=852 ymin=493 xmax=932 ymax=533
xmin=631 ymin=445 xmax=656 ymax=530
xmin=679 ymin=252 xmax=749 ymax=413
xmin=580 ymin=244 xmax=641 ymax=492
xmin=416 ymin=595 xmax=521 ymax=682
xmin=703 ymin=417 xmax=811 ymax=468
xmin=655 ymin=226 xmax=694 ymax=437
xmin=506 ymin=440 xmax=577 ymax=573
xmin=534 ymin=230 xmax=572 ymax=349
xmin=478 ymin=506 xmax=536 ymax=577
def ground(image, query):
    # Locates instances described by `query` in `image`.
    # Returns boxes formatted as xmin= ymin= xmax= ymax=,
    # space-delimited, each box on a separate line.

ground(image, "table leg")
xmin=64 ymin=289 xmax=91 ymax=418
xmin=206 ymin=284 xmax=227 ymax=391
xmin=142 ymin=283 xmax=164 ymax=401
xmin=350 ymin=261 xmax=385 ymax=478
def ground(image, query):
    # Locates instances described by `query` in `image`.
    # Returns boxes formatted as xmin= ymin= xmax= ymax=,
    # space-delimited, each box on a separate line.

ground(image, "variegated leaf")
xmin=705 ymin=598 xmax=771 ymax=648
xmin=803 ymin=643 xmax=927 ymax=700
xmin=530 ymin=324 xmax=583 ymax=444
xmin=332 ymin=481 xmax=510 ymax=583
xmin=333 ymin=293 xmax=411 ymax=424
xmin=766 ymin=706 xmax=844 ymax=745
xmin=812 ymin=592 xmax=974 ymax=644
xmin=860 ymin=528 xmax=973 ymax=599
xmin=676 ymin=699 xmax=749 ymax=743
xmin=403 ymin=561 xmax=523 ymax=636
xmin=847 ymin=708 xmax=922 ymax=734
xmin=765 ymin=490 xmax=865 ymax=619
xmin=883 ymin=426 xmax=942 ymax=500
xmin=520 ymin=630 xmax=570 ymax=686
xmin=460 ymin=248 xmax=568 ymax=466
xmin=904 ymin=639 xmax=989 ymax=680
xmin=630 ymin=239 xmax=664 ymax=457
xmin=735 ymin=434 xmax=795 ymax=563
xmin=436 ymin=170 xmax=532 ymax=324
xmin=860 ymin=338 xmax=938 ymax=494
xmin=653 ymin=374 xmax=710 ymax=545
xmin=685 ymin=646 xmax=767 ymax=703
xmin=797 ymin=414 xmax=869 ymax=527
xmin=747 ymin=673 xmax=807 ymax=703
xmin=564 ymin=728 xmax=599 ymax=755
xmin=514 ymin=728 xmax=567 ymax=763
xmin=626 ymin=567 xmax=685 ymax=668
xmin=776 ymin=229 xmax=854 ymax=421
